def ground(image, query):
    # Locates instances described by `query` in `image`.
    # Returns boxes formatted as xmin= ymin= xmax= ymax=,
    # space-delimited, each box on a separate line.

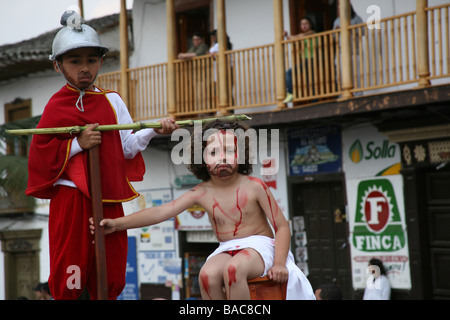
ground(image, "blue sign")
xmin=117 ymin=237 xmax=139 ymax=300
xmin=288 ymin=126 xmax=342 ymax=175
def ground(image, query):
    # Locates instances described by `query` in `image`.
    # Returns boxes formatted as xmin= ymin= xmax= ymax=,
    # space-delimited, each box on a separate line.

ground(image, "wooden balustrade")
xmin=283 ymin=29 xmax=342 ymax=102
xmin=227 ymin=45 xmax=277 ymax=109
xmin=96 ymin=3 xmax=450 ymax=121
xmin=348 ymin=11 xmax=419 ymax=93
xmin=174 ymin=55 xmax=217 ymax=116
xmin=128 ymin=63 xmax=167 ymax=121
xmin=426 ymin=4 xmax=450 ymax=80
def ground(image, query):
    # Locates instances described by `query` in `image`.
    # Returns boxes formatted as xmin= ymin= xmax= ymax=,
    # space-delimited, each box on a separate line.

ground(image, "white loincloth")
xmin=206 ymin=235 xmax=316 ymax=300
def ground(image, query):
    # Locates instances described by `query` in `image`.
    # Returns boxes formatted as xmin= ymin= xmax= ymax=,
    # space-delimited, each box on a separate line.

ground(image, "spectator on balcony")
xmin=208 ymin=29 xmax=234 ymax=109
xmin=209 ymin=29 xmax=233 ymax=55
xmin=177 ymin=32 xmax=209 ymax=60
xmin=332 ymin=2 xmax=364 ymax=37
xmin=209 ymin=29 xmax=233 ymax=81
xmin=283 ymin=16 xmax=316 ymax=104
xmin=333 ymin=2 xmax=364 ymax=95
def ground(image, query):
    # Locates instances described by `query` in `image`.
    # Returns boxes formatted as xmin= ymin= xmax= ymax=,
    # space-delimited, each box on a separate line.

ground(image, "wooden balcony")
xmin=96 ymin=3 xmax=450 ymax=122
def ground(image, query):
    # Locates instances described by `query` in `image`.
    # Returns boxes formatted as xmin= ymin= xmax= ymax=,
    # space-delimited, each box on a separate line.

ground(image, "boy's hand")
xmin=78 ymin=123 xmax=101 ymax=149
xmin=154 ymin=118 xmax=179 ymax=135
xmin=267 ymin=264 xmax=289 ymax=283
xmin=89 ymin=217 xmax=117 ymax=235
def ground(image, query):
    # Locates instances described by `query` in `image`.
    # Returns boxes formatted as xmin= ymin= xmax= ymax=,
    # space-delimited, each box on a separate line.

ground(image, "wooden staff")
xmin=88 ymin=145 xmax=108 ymax=300
xmin=5 ymin=114 xmax=251 ymax=135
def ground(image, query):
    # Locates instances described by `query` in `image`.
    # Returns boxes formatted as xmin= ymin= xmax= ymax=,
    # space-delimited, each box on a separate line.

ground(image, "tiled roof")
xmin=0 ymin=11 xmax=131 ymax=82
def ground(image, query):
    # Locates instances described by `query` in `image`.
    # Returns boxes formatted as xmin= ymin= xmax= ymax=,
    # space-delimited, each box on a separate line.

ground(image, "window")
xmin=4 ymin=98 xmax=32 ymax=157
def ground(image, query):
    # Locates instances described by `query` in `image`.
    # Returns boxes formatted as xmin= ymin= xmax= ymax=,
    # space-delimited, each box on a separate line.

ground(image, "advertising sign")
xmin=343 ymin=124 xmax=401 ymax=178
xmin=347 ymin=176 xmax=411 ymax=289
xmin=343 ymin=124 xmax=411 ymax=289
xmin=117 ymin=237 xmax=139 ymax=300
xmin=288 ymin=126 xmax=342 ymax=176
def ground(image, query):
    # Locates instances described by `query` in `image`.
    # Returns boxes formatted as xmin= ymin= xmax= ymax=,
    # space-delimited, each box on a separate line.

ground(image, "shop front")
xmin=286 ymin=125 xmax=353 ymax=298
xmin=384 ymin=124 xmax=450 ymax=299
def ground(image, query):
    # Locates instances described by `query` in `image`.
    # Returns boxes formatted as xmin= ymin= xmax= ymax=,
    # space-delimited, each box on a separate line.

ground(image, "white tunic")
xmin=207 ymin=235 xmax=316 ymax=300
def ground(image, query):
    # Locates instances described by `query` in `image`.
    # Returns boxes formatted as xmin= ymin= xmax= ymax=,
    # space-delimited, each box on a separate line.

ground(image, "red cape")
xmin=26 ymin=85 xmax=145 ymax=201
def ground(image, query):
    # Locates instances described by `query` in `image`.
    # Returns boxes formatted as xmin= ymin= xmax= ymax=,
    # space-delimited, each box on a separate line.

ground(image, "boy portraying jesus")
xmin=90 ymin=120 xmax=315 ymax=300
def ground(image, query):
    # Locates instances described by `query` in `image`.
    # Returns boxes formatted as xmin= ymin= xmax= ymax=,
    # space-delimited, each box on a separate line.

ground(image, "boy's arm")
xmin=97 ymin=186 xmax=201 ymax=234
xmin=254 ymin=178 xmax=291 ymax=282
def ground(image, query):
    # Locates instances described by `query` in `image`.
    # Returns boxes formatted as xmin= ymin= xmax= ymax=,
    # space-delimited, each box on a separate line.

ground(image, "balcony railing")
xmin=96 ymin=3 xmax=450 ymax=121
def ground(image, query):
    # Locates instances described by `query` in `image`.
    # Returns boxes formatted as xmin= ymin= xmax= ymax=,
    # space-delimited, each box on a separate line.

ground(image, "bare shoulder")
xmin=186 ymin=183 xmax=209 ymax=202
xmin=243 ymin=176 xmax=269 ymax=192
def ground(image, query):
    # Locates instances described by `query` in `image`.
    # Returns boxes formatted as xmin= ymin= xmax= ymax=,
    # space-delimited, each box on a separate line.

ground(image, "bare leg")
xmin=199 ymin=253 xmax=231 ymax=300
xmin=223 ymin=249 xmax=265 ymax=300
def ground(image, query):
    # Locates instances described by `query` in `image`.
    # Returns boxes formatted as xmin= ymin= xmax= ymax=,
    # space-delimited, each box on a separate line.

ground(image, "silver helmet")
xmin=49 ymin=10 xmax=109 ymax=61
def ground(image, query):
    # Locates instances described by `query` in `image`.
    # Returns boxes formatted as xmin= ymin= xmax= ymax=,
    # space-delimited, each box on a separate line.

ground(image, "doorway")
xmin=403 ymin=165 xmax=450 ymax=299
xmin=289 ymin=178 xmax=353 ymax=299
xmin=288 ymin=0 xmax=337 ymax=33
xmin=175 ymin=0 xmax=212 ymax=54
xmin=425 ymin=170 xmax=450 ymax=299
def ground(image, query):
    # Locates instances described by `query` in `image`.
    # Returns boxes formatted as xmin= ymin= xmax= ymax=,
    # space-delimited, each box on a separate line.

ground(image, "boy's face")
xmin=53 ymin=47 xmax=102 ymax=91
xmin=204 ymin=130 xmax=239 ymax=178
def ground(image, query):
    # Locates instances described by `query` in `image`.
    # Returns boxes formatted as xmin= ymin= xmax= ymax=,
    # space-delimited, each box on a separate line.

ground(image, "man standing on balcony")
xmin=177 ymin=32 xmax=209 ymax=60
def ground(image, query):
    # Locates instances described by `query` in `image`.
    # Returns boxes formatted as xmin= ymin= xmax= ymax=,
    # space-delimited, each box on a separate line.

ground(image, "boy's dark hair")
xmin=187 ymin=119 xmax=253 ymax=181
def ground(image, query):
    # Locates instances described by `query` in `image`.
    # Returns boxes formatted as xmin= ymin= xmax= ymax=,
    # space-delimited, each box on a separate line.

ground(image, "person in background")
xmin=41 ymin=282 xmax=53 ymax=300
xmin=178 ymin=32 xmax=209 ymax=60
xmin=333 ymin=1 xmax=365 ymax=96
xmin=33 ymin=283 xmax=43 ymax=300
xmin=315 ymin=283 xmax=343 ymax=300
xmin=209 ymin=29 xmax=233 ymax=79
xmin=363 ymin=258 xmax=391 ymax=300
xmin=282 ymin=17 xmax=316 ymax=104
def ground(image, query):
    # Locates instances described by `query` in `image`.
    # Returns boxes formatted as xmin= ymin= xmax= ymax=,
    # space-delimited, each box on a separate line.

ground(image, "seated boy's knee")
xmin=223 ymin=261 xmax=244 ymax=282
xmin=199 ymin=265 xmax=222 ymax=284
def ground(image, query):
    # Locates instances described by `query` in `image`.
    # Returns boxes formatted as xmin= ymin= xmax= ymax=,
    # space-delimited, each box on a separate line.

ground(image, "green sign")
xmin=352 ymin=179 xmax=406 ymax=252
xmin=349 ymin=139 xmax=396 ymax=163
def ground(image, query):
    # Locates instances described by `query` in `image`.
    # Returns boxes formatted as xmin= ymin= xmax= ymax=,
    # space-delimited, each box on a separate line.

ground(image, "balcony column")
xmin=217 ymin=0 xmax=229 ymax=115
xmin=339 ymin=0 xmax=353 ymax=100
xmin=166 ymin=0 xmax=177 ymax=118
xmin=119 ymin=0 xmax=130 ymax=108
xmin=416 ymin=0 xmax=431 ymax=87
xmin=273 ymin=0 xmax=286 ymax=110
xmin=78 ymin=0 xmax=84 ymax=17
